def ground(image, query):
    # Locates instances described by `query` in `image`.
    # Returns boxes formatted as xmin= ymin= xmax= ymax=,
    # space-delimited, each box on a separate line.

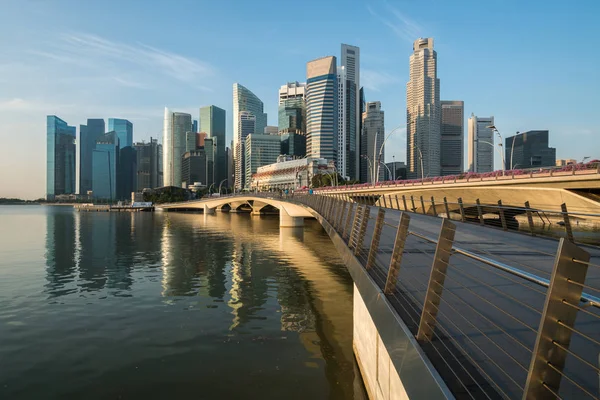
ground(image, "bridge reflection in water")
xmin=162 ymin=194 xmax=600 ymax=399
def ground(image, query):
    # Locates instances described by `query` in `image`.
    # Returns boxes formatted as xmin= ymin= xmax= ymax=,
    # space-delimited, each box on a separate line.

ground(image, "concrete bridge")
xmin=160 ymin=193 xmax=600 ymax=399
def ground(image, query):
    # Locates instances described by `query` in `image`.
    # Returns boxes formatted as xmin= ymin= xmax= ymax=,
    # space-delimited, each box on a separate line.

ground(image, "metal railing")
xmin=283 ymin=193 xmax=600 ymax=400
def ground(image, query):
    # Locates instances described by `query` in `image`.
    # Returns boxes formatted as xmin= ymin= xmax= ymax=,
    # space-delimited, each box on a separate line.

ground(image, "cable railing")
xmin=283 ymin=193 xmax=600 ymax=400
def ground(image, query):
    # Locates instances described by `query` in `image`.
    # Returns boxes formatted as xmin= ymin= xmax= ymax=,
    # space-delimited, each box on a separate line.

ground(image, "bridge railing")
xmin=285 ymin=193 xmax=600 ymax=400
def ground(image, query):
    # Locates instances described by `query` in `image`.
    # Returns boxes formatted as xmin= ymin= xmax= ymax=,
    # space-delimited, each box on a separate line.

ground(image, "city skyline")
xmin=2 ymin=0 xmax=599 ymax=198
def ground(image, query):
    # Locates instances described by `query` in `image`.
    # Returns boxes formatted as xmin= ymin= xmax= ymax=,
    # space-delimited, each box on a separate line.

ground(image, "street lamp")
xmin=413 ymin=144 xmax=424 ymax=181
xmin=375 ymin=125 xmax=404 ymax=185
xmin=582 ymin=156 xmax=590 ymax=163
xmin=361 ymin=155 xmax=373 ymax=184
xmin=509 ymin=131 xmax=520 ymax=170
xmin=217 ymin=178 xmax=228 ymax=196
xmin=379 ymin=161 xmax=392 ymax=180
xmin=478 ymin=140 xmax=505 ymax=173
xmin=486 ymin=125 xmax=506 ymax=173
xmin=392 ymin=155 xmax=396 ymax=181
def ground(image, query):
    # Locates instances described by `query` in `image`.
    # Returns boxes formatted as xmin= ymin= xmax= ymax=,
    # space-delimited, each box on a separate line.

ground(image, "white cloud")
xmin=362 ymin=69 xmax=401 ymax=92
xmin=366 ymin=3 xmax=424 ymax=42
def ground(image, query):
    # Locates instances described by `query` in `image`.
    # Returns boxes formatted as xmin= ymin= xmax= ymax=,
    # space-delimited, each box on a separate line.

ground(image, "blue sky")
xmin=1 ymin=0 xmax=598 ymax=199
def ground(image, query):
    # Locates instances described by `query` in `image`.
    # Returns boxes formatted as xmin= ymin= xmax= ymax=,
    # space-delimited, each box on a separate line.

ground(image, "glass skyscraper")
xmin=79 ymin=118 xmax=105 ymax=195
xmin=163 ymin=108 xmax=192 ymax=187
xmin=108 ymin=118 xmax=135 ymax=199
xmin=92 ymin=131 xmax=119 ymax=200
xmin=341 ymin=44 xmax=360 ymax=181
xmin=47 ymin=115 xmax=76 ymax=200
xmin=134 ymin=138 xmax=161 ymax=191
xmin=306 ymin=56 xmax=338 ymax=164
xmin=245 ymin=134 xmax=281 ymax=189
xmin=233 ymin=83 xmax=267 ymax=190
xmin=108 ymin=118 xmax=133 ymax=148
xmin=199 ymin=105 xmax=226 ymax=186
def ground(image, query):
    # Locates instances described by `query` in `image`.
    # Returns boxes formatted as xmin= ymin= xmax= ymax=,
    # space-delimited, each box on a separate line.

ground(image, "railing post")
xmin=457 ymin=198 xmax=466 ymax=222
xmin=443 ymin=197 xmax=450 ymax=220
xmin=522 ymin=239 xmax=591 ymax=399
xmin=560 ymin=203 xmax=574 ymax=243
xmin=524 ymin=201 xmax=536 ymax=236
xmin=417 ymin=219 xmax=457 ymax=342
xmin=366 ymin=208 xmax=386 ymax=269
xmin=498 ymin=200 xmax=508 ymax=231
xmin=476 ymin=198 xmax=484 ymax=226
xmin=430 ymin=196 xmax=437 ymax=217
xmin=410 ymin=195 xmax=416 ymax=212
xmin=355 ymin=206 xmax=371 ymax=257
xmin=382 ymin=194 xmax=388 ymax=208
xmin=420 ymin=196 xmax=426 ymax=215
xmin=337 ymin=201 xmax=347 ymax=231
xmin=395 ymin=195 xmax=401 ymax=210
xmin=402 ymin=195 xmax=408 ymax=211
xmin=343 ymin=202 xmax=355 ymax=241
xmin=349 ymin=205 xmax=364 ymax=250
xmin=384 ymin=212 xmax=411 ymax=294
xmin=388 ymin=195 xmax=393 ymax=210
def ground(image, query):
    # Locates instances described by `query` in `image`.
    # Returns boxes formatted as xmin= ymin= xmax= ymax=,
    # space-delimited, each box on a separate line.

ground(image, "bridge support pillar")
xmin=279 ymin=208 xmax=304 ymax=228
xmin=203 ymin=205 xmax=216 ymax=215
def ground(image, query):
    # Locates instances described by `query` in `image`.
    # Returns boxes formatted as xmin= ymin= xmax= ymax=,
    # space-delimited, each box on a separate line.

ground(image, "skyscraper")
xmin=199 ymin=105 xmax=226 ymax=185
xmin=79 ymin=118 xmax=105 ymax=195
xmin=47 ymin=115 xmax=76 ymax=200
xmin=245 ymin=134 xmax=281 ymax=189
xmin=306 ymin=56 xmax=337 ymax=163
xmin=360 ymin=102 xmax=385 ymax=183
xmin=406 ymin=38 xmax=441 ymax=179
xmin=440 ymin=101 xmax=464 ymax=176
xmin=108 ymin=118 xmax=133 ymax=148
xmin=163 ymin=108 xmax=192 ymax=187
xmin=278 ymin=82 xmax=306 ymax=158
xmin=337 ymin=66 xmax=347 ymax=176
xmin=92 ymin=131 xmax=119 ymax=200
xmin=467 ymin=114 xmax=495 ymax=173
xmin=341 ymin=44 xmax=360 ymax=181
xmin=134 ymin=138 xmax=161 ymax=191
xmin=236 ymin=111 xmax=256 ymax=189
xmin=232 ymin=83 xmax=267 ymax=190
xmin=505 ymin=130 xmax=556 ymax=169
xmin=108 ymin=118 xmax=135 ymax=199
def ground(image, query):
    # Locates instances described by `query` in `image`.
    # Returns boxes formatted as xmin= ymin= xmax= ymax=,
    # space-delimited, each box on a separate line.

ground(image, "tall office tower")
xmin=360 ymin=102 xmax=385 ymax=183
xmin=47 ymin=116 xmax=76 ymax=200
xmin=341 ymin=44 xmax=360 ymax=180
xmin=233 ymin=83 xmax=267 ymax=190
xmin=235 ymin=111 xmax=257 ymax=189
xmin=226 ymin=146 xmax=233 ymax=188
xmin=306 ymin=56 xmax=337 ymax=163
xmin=163 ymin=108 xmax=192 ymax=187
xmin=406 ymin=38 xmax=441 ymax=179
xmin=134 ymin=138 xmax=160 ymax=191
xmin=108 ymin=118 xmax=135 ymax=199
xmin=440 ymin=101 xmax=464 ymax=176
xmin=279 ymin=82 xmax=306 ymax=104
xmin=467 ymin=114 xmax=495 ymax=173
xmin=181 ymin=150 xmax=206 ymax=187
xmin=244 ymin=134 xmax=281 ymax=189
xmin=337 ymin=66 xmax=347 ymax=176
xmin=264 ymin=126 xmax=278 ymax=135
xmin=199 ymin=105 xmax=226 ymax=185
xmin=505 ymin=130 xmax=556 ymax=169
xmin=204 ymin=137 xmax=216 ymax=187
xmin=79 ymin=118 xmax=105 ymax=195
xmin=92 ymin=131 xmax=119 ymax=200
xmin=278 ymin=98 xmax=305 ymax=133
xmin=185 ymin=131 xmax=197 ymax=152
xmin=358 ymin=87 xmax=365 ymax=181
xmin=192 ymin=119 xmax=198 ymax=133
xmin=280 ymin=132 xmax=306 ymax=158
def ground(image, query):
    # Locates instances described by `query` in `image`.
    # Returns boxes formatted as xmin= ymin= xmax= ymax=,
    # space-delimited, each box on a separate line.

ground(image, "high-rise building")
xmin=467 ymin=114 xmax=495 ymax=173
xmin=232 ymin=83 xmax=267 ymax=190
xmin=108 ymin=118 xmax=135 ymax=199
xmin=280 ymin=132 xmax=306 ymax=158
xmin=441 ymin=101 xmax=464 ymax=176
xmin=134 ymin=138 xmax=161 ymax=191
xmin=226 ymin=146 xmax=233 ymax=188
xmin=306 ymin=56 xmax=337 ymax=164
xmin=181 ymin=150 xmax=206 ymax=188
xmin=163 ymin=108 xmax=192 ymax=187
xmin=341 ymin=44 xmax=360 ymax=181
xmin=278 ymin=98 xmax=306 ymax=134
xmin=186 ymin=131 xmax=197 ymax=152
xmin=199 ymin=105 xmax=226 ymax=186
xmin=245 ymin=134 xmax=281 ymax=189
xmin=47 ymin=115 xmax=76 ymax=200
xmin=337 ymin=66 xmax=347 ymax=176
xmin=192 ymin=119 xmax=198 ymax=133
xmin=235 ymin=111 xmax=257 ymax=189
xmin=556 ymin=159 xmax=577 ymax=167
xmin=92 ymin=131 xmax=119 ymax=200
xmin=360 ymin=102 xmax=385 ymax=183
xmin=79 ymin=118 xmax=105 ymax=195
xmin=108 ymin=118 xmax=133 ymax=148
xmin=264 ymin=126 xmax=278 ymax=135
xmin=358 ymin=87 xmax=365 ymax=181
xmin=406 ymin=38 xmax=441 ymax=179
xmin=505 ymin=130 xmax=556 ymax=170
xmin=204 ymin=137 xmax=216 ymax=188
xmin=279 ymin=82 xmax=306 ymax=104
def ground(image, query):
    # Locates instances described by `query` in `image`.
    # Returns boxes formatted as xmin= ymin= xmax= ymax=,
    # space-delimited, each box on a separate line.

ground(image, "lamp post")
xmin=582 ymin=156 xmax=590 ymax=163
xmin=413 ymin=144 xmax=424 ymax=181
xmin=392 ymin=155 xmax=396 ymax=181
xmin=379 ymin=161 xmax=392 ymax=180
xmin=375 ymin=125 xmax=404 ymax=185
xmin=509 ymin=131 xmax=520 ymax=170
xmin=217 ymin=178 xmax=228 ymax=196
xmin=361 ymin=155 xmax=374 ymax=184
xmin=486 ymin=125 xmax=506 ymax=174
xmin=478 ymin=140 xmax=504 ymax=173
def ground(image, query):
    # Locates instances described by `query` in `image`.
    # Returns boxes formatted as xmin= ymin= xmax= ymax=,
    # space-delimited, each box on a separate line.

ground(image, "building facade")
xmin=79 ymin=118 xmax=105 ymax=195
xmin=385 ymin=161 xmax=407 ymax=181
xmin=134 ymin=138 xmax=161 ymax=191
xmin=47 ymin=115 xmax=76 ymax=200
xmin=556 ymin=159 xmax=577 ymax=167
xmin=251 ymin=156 xmax=334 ymax=191
xmin=92 ymin=131 xmax=119 ymax=200
xmin=199 ymin=105 xmax=226 ymax=186
xmin=306 ymin=56 xmax=337 ymax=164
xmin=440 ymin=100 xmax=464 ymax=176
xmin=467 ymin=114 xmax=495 ymax=173
xmin=163 ymin=108 xmax=192 ymax=187
xmin=406 ymin=38 xmax=441 ymax=179
xmin=360 ymin=101 xmax=385 ymax=183
xmin=281 ymin=132 xmax=306 ymax=158
xmin=236 ymin=111 xmax=256 ymax=189
xmin=341 ymin=44 xmax=360 ymax=181
xmin=244 ymin=134 xmax=281 ymax=189
xmin=233 ymin=83 xmax=267 ymax=190
xmin=505 ymin=130 xmax=556 ymax=169
xmin=108 ymin=118 xmax=133 ymax=148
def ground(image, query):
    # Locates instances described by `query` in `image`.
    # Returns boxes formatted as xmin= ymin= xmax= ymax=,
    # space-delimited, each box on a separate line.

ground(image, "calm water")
xmin=0 ymin=206 xmax=365 ymax=399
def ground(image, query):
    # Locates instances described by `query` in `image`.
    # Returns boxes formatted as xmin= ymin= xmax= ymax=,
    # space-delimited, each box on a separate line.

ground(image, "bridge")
xmin=159 ymin=193 xmax=600 ymax=399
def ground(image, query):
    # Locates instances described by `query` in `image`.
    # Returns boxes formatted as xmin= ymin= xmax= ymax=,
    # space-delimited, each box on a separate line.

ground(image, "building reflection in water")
xmin=44 ymin=209 xmax=77 ymax=297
